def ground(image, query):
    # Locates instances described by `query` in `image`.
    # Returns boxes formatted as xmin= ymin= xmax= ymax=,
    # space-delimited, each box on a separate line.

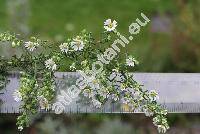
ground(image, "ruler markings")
xmin=0 ymin=72 xmax=200 ymax=113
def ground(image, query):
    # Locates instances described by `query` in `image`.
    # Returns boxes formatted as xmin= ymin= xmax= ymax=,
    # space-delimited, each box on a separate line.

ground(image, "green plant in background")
xmin=0 ymin=19 xmax=169 ymax=133
xmin=37 ymin=116 xmax=68 ymax=134
xmin=171 ymin=0 xmax=200 ymax=72
xmin=36 ymin=116 xmax=136 ymax=134
xmin=0 ymin=55 xmax=9 ymax=91
xmin=96 ymin=119 xmax=136 ymax=134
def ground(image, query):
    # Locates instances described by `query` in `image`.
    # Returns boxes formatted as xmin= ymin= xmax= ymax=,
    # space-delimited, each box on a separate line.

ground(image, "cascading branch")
xmin=0 ymin=19 xmax=169 ymax=133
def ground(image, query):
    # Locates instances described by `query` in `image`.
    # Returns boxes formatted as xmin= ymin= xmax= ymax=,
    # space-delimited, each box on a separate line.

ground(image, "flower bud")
xmin=12 ymin=41 xmax=16 ymax=47
xmin=17 ymin=41 xmax=21 ymax=46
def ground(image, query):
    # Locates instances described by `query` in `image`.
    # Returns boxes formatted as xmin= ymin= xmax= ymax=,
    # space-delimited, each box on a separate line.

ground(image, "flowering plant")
xmin=0 ymin=19 xmax=169 ymax=133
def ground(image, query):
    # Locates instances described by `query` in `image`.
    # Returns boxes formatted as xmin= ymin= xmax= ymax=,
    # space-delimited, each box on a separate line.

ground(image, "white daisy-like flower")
xmin=153 ymin=117 xmax=159 ymax=126
xmin=92 ymin=99 xmax=102 ymax=108
xmin=81 ymin=60 xmax=88 ymax=66
xmin=127 ymin=87 xmax=141 ymax=99
xmin=104 ymin=19 xmax=117 ymax=32
xmin=111 ymin=94 xmax=119 ymax=101
xmin=144 ymin=107 xmax=154 ymax=117
xmin=109 ymin=71 xmax=125 ymax=83
xmin=88 ymin=78 xmax=100 ymax=90
xmin=39 ymin=96 xmax=51 ymax=111
xmin=127 ymin=87 xmax=135 ymax=94
xmin=13 ymin=89 xmax=22 ymax=102
xmin=126 ymin=56 xmax=138 ymax=67
xmin=24 ymin=41 xmax=39 ymax=52
xmin=45 ymin=58 xmax=57 ymax=71
xmin=70 ymin=63 xmax=76 ymax=71
xmin=59 ymin=43 xmax=69 ymax=53
xmin=98 ymin=88 xmax=109 ymax=99
xmin=149 ymin=90 xmax=159 ymax=101
xmin=83 ymin=89 xmax=94 ymax=98
xmin=0 ymin=81 xmax=5 ymax=88
xmin=157 ymin=125 xmax=167 ymax=133
xmin=18 ymin=126 xmax=23 ymax=131
xmin=70 ymin=36 xmax=84 ymax=51
xmin=81 ymin=71 xmax=96 ymax=83
xmin=120 ymin=83 xmax=126 ymax=91
xmin=121 ymin=96 xmax=130 ymax=104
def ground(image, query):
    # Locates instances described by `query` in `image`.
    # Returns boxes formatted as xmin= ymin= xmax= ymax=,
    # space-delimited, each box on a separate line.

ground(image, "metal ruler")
xmin=0 ymin=72 xmax=200 ymax=113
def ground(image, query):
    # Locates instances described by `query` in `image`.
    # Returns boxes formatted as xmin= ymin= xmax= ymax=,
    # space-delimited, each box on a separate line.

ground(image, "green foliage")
xmin=0 ymin=26 xmax=169 ymax=133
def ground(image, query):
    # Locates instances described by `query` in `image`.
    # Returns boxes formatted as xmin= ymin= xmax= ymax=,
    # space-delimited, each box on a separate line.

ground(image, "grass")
xmin=0 ymin=0 xmax=8 ymax=31
xmin=1 ymin=0 xmax=198 ymax=72
xmin=29 ymin=0 xmax=176 ymax=37
xmin=28 ymin=0 xmax=177 ymax=72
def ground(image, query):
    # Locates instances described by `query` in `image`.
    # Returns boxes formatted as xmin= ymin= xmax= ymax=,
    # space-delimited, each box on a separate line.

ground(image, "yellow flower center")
xmin=108 ymin=23 xmax=113 ymax=28
xmin=120 ymin=84 xmax=126 ymax=89
xmin=92 ymin=79 xmax=98 ymax=84
xmin=29 ymin=43 xmax=34 ymax=48
xmin=76 ymin=40 xmax=81 ymax=47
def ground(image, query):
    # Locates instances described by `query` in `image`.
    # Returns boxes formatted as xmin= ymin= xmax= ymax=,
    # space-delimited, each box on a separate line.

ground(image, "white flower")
xmin=149 ymin=90 xmax=159 ymax=101
xmin=120 ymin=84 xmax=126 ymax=91
xmin=13 ymin=89 xmax=22 ymax=102
xmin=45 ymin=58 xmax=57 ymax=71
xmin=70 ymin=63 xmax=76 ymax=71
xmin=88 ymin=78 xmax=100 ymax=90
xmin=134 ymin=91 xmax=143 ymax=100
xmin=59 ymin=43 xmax=69 ymax=53
xmin=81 ymin=60 xmax=88 ymax=66
xmin=24 ymin=41 xmax=39 ymax=52
xmin=18 ymin=126 xmax=23 ymax=131
xmin=92 ymin=99 xmax=102 ymax=108
xmin=83 ymin=89 xmax=94 ymax=98
xmin=98 ymin=88 xmax=109 ymax=99
xmin=157 ymin=125 xmax=167 ymax=133
xmin=111 ymin=94 xmax=119 ymax=101
xmin=144 ymin=107 xmax=154 ymax=117
xmin=126 ymin=56 xmax=138 ymax=67
xmin=127 ymin=87 xmax=135 ymax=94
xmin=51 ymin=85 xmax=56 ymax=91
xmin=71 ymin=36 xmax=84 ymax=51
xmin=104 ymin=19 xmax=117 ymax=32
xmin=0 ymin=81 xmax=5 ymax=87
xmin=109 ymin=71 xmax=125 ymax=83
xmin=153 ymin=117 xmax=159 ymax=126
xmin=39 ymin=96 xmax=51 ymax=111
xmin=121 ymin=96 xmax=130 ymax=104
xmin=82 ymin=72 xmax=96 ymax=83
